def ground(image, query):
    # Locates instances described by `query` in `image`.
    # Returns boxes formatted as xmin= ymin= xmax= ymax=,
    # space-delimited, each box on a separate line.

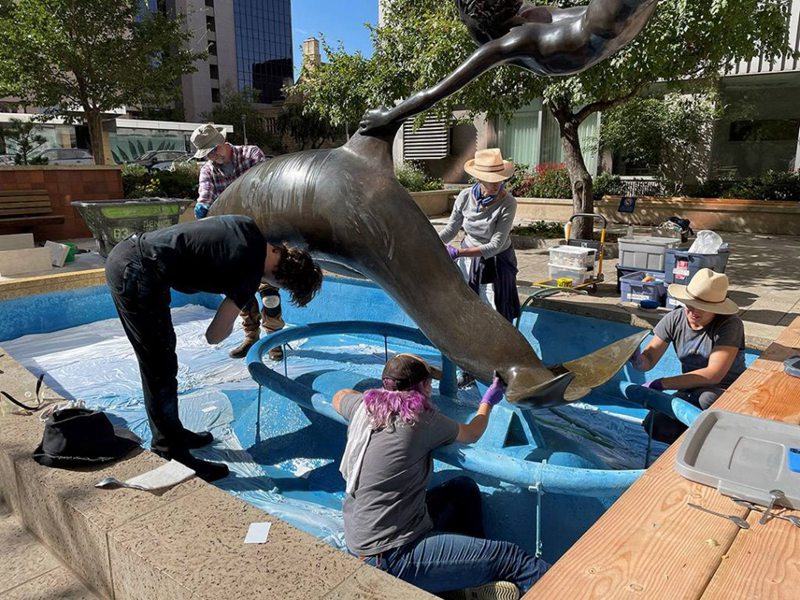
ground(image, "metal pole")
xmin=241 ymin=114 xmax=248 ymax=145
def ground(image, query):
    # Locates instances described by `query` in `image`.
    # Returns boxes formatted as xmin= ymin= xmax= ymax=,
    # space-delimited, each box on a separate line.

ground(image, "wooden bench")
xmin=0 ymin=189 xmax=65 ymax=232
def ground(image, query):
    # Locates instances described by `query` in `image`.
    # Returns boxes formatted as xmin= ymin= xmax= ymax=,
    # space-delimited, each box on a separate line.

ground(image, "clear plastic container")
xmin=549 ymin=245 xmax=597 ymax=269
xmin=548 ymin=263 xmax=592 ymax=286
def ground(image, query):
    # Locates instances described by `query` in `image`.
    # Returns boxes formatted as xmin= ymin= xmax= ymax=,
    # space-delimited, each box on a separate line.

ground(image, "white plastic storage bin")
xmin=548 ymin=263 xmax=593 ymax=286
xmin=548 ymin=245 xmax=597 ymax=269
xmin=618 ymin=237 xmax=681 ymax=272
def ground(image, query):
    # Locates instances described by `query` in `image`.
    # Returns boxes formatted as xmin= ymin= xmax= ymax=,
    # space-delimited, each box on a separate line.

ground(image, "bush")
xmin=395 ymin=162 xmax=443 ymax=192
xmin=511 ymin=220 xmax=564 ymax=238
xmin=689 ymin=170 xmax=800 ymax=200
xmin=592 ymin=173 xmax=624 ymax=200
xmin=121 ymin=164 xmax=152 ymax=198
xmin=122 ymin=162 xmax=199 ymax=199
xmin=508 ymin=163 xmax=572 ymax=198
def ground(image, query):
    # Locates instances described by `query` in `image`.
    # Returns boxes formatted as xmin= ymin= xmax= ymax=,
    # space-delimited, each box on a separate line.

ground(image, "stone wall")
xmin=0 ymin=166 xmax=123 ymax=240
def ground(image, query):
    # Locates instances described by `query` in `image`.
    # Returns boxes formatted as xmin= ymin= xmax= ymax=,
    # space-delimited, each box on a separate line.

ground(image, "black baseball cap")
xmin=382 ymin=354 xmax=442 ymax=391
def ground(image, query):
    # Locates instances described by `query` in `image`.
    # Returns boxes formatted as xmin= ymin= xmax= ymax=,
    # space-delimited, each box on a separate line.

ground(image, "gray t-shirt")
xmin=336 ymin=392 xmax=459 ymax=556
xmin=653 ymin=308 xmax=746 ymax=388
xmin=438 ymin=187 xmax=517 ymax=258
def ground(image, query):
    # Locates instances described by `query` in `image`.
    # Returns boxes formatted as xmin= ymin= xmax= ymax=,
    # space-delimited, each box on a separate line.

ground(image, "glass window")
xmin=206 ymin=15 xmax=215 ymax=31
xmin=211 ymin=88 xmax=221 ymax=103
xmin=210 ymin=64 xmax=219 ymax=79
xmin=208 ymin=42 xmax=217 ymax=56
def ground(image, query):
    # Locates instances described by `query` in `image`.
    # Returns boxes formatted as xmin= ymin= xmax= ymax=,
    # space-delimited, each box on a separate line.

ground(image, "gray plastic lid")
xmin=675 ymin=410 xmax=800 ymax=509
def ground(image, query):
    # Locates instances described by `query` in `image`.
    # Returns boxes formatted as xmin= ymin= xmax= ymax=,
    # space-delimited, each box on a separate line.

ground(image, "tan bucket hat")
xmin=668 ymin=268 xmax=739 ymax=315
xmin=191 ymin=123 xmax=226 ymax=159
xmin=464 ymin=148 xmax=515 ymax=183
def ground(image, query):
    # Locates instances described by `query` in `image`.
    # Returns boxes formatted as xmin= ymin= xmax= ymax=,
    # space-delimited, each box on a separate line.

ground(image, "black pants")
xmin=105 ymin=237 xmax=183 ymax=454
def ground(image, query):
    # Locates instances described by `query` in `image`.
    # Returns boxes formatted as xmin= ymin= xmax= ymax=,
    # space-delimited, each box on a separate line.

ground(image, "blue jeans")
xmin=362 ymin=476 xmax=549 ymax=594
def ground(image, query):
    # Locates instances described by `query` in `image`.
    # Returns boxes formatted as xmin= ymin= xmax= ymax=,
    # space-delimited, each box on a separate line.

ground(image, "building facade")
xmin=163 ymin=0 xmax=294 ymax=121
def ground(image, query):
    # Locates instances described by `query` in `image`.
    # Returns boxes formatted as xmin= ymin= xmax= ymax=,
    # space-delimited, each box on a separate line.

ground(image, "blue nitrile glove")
xmin=629 ymin=347 xmax=647 ymax=370
xmin=194 ymin=203 xmax=209 ymax=220
xmin=642 ymin=379 xmax=664 ymax=392
xmin=446 ymin=245 xmax=459 ymax=260
xmin=480 ymin=376 xmax=505 ymax=407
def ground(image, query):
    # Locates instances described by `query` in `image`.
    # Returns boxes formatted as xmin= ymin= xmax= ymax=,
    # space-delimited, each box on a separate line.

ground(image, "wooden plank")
xmin=526 ymin=317 xmax=800 ymax=600
xmin=701 ymin=512 xmax=800 ymax=600
xmin=0 ymin=200 xmax=50 ymax=207
xmin=0 ymin=215 xmax=64 ymax=227
xmin=526 ymin=441 xmax=743 ymax=599
xmin=0 ymin=206 xmax=53 ymax=217
xmin=0 ymin=189 xmax=49 ymax=198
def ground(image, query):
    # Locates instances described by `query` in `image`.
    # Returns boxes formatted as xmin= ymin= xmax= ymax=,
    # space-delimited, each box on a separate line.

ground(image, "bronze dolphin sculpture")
xmin=209 ymin=132 xmax=647 ymax=407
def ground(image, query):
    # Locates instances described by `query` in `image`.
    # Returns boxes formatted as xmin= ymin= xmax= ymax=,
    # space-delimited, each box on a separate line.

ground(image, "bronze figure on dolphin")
xmin=360 ymin=0 xmax=659 ymax=136
xmin=209 ymin=0 xmax=658 ymax=406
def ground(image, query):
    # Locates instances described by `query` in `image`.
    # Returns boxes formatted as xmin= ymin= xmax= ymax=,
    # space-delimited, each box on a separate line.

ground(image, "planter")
xmin=596 ymin=196 xmax=800 ymax=235
xmin=515 ymin=197 xmax=574 ymax=222
xmin=409 ymin=189 xmax=455 ymax=216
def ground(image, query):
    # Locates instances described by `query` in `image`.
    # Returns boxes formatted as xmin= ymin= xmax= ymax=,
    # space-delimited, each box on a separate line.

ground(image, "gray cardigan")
xmin=438 ymin=187 xmax=517 ymax=258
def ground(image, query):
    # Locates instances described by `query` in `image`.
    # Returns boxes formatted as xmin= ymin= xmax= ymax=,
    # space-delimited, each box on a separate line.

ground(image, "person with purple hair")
xmin=332 ymin=353 xmax=549 ymax=600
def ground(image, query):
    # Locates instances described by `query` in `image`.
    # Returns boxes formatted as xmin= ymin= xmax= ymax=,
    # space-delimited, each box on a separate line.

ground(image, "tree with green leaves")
xmin=4 ymin=119 xmax=47 ymax=165
xmin=0 ymin=0 xmax=204 ymax=165
xmin=276 ymin=101 xmax=340 ymax=150
xmin=296 ymin=0 xmax=791 ymax=237
xmin=201 ymin=85 xmax=283 ymax=152
xmin=601 ymin=90 xmax=721 ymax=195
xmin=288 ymin=40 xmax=375 ymax=136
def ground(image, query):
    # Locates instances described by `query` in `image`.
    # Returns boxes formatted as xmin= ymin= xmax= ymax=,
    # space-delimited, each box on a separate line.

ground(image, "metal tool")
xmin=687 ymin=502 xmax=750 ymax=529
xmin=732 ymin=498 xmax=800 ymax=528
xmin=760 ymin=489 xmax=784 ymax=525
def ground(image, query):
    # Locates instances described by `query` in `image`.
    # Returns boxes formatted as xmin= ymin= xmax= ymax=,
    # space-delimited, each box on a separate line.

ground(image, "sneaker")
xmin=268 ymin=346 xmax=284 ymax=361
xmin=457 ymin=372 xmax=476 ymax=389
xmin=441 ymin=581 xmax=520 ymax=600
xmin=229 ymin=337 xmax=258 ymax=359
xmin=181 ymin=429 xmax=213 ymax=449
xmin=154 ymin=449 xmax=229 ymax=483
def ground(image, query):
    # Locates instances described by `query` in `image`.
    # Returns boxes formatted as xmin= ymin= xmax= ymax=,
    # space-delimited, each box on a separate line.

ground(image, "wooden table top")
xmin=526 ymin=317 xmax=800 ymax=600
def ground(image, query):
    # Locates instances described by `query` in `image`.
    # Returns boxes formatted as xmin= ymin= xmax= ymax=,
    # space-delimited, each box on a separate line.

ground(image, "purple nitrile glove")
xmin=480 ymin=376 xmax=505 ymax=407
xmin=629 ymin=347 xmax=647 ymax=371
xmin=642 ymin=379 xmax=664 ymax=392
xmin=446 ymin=245 xmax=459 ymax=260
xmin=194 ymin=202 xmax=209 ymax=220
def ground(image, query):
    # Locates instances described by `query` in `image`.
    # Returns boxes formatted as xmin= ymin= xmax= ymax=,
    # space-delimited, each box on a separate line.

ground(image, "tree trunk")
xmin=552 ymin=103 xmax=594 ymax=240
xmin=85 ymin=109 xmax=106 ymax=165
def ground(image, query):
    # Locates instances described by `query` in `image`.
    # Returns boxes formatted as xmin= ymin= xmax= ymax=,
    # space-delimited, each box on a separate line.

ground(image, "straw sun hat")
xmin=191 ymin=123 xmax=227 ymax=159
xmin=668 ymin=268 xmax=739 ymax=315
xmin=464 ymin=148 xmax=515 ymax=183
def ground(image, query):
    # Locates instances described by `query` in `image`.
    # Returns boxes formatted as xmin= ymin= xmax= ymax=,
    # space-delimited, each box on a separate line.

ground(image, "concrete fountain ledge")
xmin=0 ymin=352 xmax=431 ymax=600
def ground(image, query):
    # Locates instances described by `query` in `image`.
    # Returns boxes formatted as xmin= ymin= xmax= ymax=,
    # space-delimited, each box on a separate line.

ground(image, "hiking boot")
xmin=229 ymin=335 xmax=259 ymax=359
xmin=181 ymin=429 xmax=213 ymax=449
xmin=268 ymin=345 xmax=284 ymax=361
xmin=154 ymin=449 xmax=229 ymax=483
xmin=441 ymin=581 xmax=520 ymax=600
xmin=457 ymin=371 xmax=476 ymax=389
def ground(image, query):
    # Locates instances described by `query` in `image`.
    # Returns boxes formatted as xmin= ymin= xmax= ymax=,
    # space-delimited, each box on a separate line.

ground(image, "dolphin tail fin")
xmin=505 ymin=329 xmax=650 ymax=408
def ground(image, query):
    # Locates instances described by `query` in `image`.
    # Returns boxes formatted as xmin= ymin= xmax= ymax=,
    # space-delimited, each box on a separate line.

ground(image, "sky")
xmin=290 ymin=0 xmax=378 ymax=78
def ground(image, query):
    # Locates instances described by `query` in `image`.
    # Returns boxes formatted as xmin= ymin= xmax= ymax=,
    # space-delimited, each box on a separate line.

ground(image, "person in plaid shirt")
xmin=191 ymin=123 xmax=285 ymax=362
